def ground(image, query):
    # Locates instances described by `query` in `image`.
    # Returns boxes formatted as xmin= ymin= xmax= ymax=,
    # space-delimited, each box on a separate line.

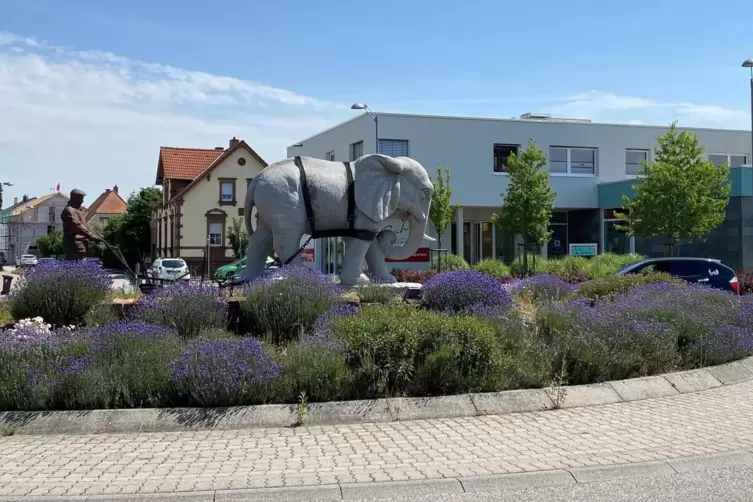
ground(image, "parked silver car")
xmin=147 ymin=258 xmax=190 ymax=281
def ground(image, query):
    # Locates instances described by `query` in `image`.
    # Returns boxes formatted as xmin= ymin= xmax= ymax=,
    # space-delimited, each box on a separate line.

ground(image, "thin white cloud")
xmin=542 ymin=91 xmax=749 ymax=129
xmin=0 ymin=31 xmax=351 ymax=203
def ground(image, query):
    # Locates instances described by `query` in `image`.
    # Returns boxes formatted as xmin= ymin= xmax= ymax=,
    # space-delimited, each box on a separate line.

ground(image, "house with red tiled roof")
xmin=0 ymin=192 xmax=72 ymax=262
xmin=85 ymin=186 xmax=128 ymax=226
xmin=152 ymin=137 xmax=268 ymax=274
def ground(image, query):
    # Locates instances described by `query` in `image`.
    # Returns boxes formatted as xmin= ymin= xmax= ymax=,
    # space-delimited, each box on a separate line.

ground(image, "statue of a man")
xmin=61 ymin=188 xmax=102 ymax=261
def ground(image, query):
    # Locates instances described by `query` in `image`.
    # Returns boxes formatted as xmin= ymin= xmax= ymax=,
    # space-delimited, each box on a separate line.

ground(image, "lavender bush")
xmin=540 ymin=281 xmax=753 ymax=383
xmin=242 ymin=266 xmax=341 ymax=343
xmin=0 ymin=320 xmax=181 ymax=410
xmin=512 ymin=274 xmax=576 ymax=302
xmin=421 ymin=270 xmax=513 ymax=316
xmin=9 ymin=260 xmax=111 ymax=327
xmin=130 ymin=281 xmax=228 ymax=339
xmin=170 ymin=338 xmax=281 ymax=406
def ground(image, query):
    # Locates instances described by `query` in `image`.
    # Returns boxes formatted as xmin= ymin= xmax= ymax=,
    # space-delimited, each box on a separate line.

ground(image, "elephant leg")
xmin=243 ymin=219 xmax=273 ymax=282
xmin=340 ymin=238 xmax=371 ymax=287
xmin=365 ymin=240 xmax=397 ymax=284
xmin=273 ymin=231 xmax=305 ymax=268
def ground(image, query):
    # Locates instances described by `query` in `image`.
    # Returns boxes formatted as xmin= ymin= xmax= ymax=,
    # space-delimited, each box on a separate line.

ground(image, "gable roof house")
xmin=0 ymin=192 xmax=73 ymax=262
xmin=153 ymin=137 xmax=267 ymax=275
xmin=85 ymin=186 xmax=128 ymax=226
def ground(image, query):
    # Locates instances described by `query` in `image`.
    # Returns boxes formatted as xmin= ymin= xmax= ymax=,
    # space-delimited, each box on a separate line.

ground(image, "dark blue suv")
xmin=616 ymin=257 xmax=739 ymax=294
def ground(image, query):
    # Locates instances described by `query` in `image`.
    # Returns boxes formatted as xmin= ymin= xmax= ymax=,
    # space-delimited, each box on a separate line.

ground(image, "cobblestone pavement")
xmin=1 ymin=380 xmax=753 ymax=498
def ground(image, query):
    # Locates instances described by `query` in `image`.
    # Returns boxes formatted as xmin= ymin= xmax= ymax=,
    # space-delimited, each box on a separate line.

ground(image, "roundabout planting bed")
xmin=0 ymin=259 xmax=752 ymax=413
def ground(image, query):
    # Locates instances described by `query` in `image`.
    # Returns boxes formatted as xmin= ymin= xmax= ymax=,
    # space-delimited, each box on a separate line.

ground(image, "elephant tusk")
xmin=423 ymin=234 xmax=436 ymax=243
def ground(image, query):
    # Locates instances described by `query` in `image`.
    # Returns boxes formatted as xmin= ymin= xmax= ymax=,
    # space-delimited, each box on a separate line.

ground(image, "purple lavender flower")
xmin=130 ymin=281 xmax=228 ymax=339
xmin=303 ymin=303 xmax=357 ymax=351
xmin=512 ymin=274 xmax=576 ymax=302
xmin=242 ymin=266 xmax=341 ymax=343
xmin=8 ymin=260 xmax=111 ymax=326
xmin=421 ymin=270 xmax=513 ymax=315
xmin=170 ymin=338 xmax=281 ymax=406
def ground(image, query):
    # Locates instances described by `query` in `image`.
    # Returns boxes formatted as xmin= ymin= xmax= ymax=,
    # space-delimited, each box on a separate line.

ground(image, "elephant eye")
xmin=422 ymin=188 xmax=431 ymax=198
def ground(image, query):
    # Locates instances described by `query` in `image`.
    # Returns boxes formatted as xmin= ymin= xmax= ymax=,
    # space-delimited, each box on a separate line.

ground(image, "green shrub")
xmin=576 ymin=273 xmax=681 ymax=301
xmin=242 ymin=267 xmax=340 ymax=343
xmin=356 ymin=285 xmax=401 ymax=304
xmin=473 ymin=259 xmax=511 ymax=279
xmin=331 ymin=304 xmax=506 ymax=396
xmin=510 ymin=253 xmax=645 ymax=280
xmin=432 ymin=254 xmax=469 ymax=271
xmin=270 ymin=343 xmax=351 ymax=403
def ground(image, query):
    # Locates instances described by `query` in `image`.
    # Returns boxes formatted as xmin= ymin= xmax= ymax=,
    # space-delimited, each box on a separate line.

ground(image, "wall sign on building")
xmin=569 ymin=243 xmax=598 ymax=257
xmin=300 ymin=235 xmax=315 ymax=262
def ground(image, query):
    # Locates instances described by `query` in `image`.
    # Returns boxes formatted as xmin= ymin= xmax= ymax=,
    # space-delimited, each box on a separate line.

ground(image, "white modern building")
xmin=288 ymin=112 xmax=753 ymax=271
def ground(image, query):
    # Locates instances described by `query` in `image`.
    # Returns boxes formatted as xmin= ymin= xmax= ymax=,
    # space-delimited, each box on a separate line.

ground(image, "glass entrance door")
xmin=468 ymin=222 xmax=494 ymax=265
xmin=321 ymin=237 xmax=344 ymax=275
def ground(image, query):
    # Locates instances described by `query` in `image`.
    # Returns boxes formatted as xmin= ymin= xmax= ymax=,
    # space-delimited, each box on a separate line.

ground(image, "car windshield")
xmin=22 ymin=255 xmax=35 ymax=259
xmin=162 ymin=259 xmax=185 ymax=268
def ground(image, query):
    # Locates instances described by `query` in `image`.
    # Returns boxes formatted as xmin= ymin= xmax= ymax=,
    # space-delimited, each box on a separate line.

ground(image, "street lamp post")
xmin=743 ymin=59 xmax=753 ymax=163
xmin=351 ymin=103 xmax=379 ymax=154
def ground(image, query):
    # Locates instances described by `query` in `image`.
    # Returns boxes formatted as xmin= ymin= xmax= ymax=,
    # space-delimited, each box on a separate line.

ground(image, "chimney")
xmin=105 ymin=188 xmax=111 ymax=193
xmin=229 ymin=137 xmax=240 ymax=148
xmin=13 ymin=197 xmax=18 ymax=205
xmin=113 ymin=185 xmax=118 ymax=193
xmin=22 ymin=195 xmax=28 ymax=202
xmin=214 ymin=147 xmax=224 ymax=151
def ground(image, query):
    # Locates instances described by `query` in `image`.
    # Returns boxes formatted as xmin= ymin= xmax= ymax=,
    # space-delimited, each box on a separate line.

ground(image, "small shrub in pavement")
xmin=421 ymin=270 xmax=513 ymax=316
xmin=130 ymin=281 xmax=228 ymax=340
xmin=242 ymin=266 xmax=340 ymax=343
xmin=8 ymin=260 xmax=110 ymax=327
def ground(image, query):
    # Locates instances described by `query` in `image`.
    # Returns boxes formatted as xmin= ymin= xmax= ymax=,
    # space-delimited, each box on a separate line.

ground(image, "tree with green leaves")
xmin=492 ymin=139 xmax=555 ymax=275
xmin=428 ymin=167 xmax=458 ymax=269
xmin=615 ymin=122 xmax=731 ymax=256
xmin=36 ymin=231 xmax=63 ymax=257
xmin=227 ymin=216 xmax=248 ymax=259
xmin=95 ymin=187 xmax=162 ymax=267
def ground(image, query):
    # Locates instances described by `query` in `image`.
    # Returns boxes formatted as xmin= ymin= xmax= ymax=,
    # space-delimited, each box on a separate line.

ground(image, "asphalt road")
xmin=351 ymin=465 xmax=753 ymax=502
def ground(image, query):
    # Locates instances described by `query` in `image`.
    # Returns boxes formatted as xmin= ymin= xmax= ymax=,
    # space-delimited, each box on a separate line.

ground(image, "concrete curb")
xmin=4 ymin=450 xmax=753 ymax=501
xmin=1 ymin=356 xmax=751 ymax=436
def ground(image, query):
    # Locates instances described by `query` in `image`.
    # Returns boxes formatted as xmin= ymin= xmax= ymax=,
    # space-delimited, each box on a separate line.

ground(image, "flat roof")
xmin=290 ymin=111 xmax=751 ymax=148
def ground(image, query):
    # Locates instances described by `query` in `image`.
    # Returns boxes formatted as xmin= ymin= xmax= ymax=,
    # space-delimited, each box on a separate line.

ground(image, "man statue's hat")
xmin=70 ymin=188 xmax=86 ymax=197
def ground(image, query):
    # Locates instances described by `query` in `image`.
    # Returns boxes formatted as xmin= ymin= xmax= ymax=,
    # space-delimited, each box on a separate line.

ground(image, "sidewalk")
xmin=1 ymin=380 xmax=753 ymax=499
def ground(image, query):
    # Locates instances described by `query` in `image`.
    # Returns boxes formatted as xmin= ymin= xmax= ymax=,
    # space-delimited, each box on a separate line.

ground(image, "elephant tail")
xmin=245 ymin=176 xmax=258 ymax=234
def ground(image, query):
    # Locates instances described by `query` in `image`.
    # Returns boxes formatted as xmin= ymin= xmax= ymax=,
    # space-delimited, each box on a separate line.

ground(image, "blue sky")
xmin=1 ymin=0 xmax=752 ymax=203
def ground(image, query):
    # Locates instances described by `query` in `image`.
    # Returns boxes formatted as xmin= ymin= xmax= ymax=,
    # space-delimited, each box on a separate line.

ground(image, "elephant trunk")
xmin=381 ymin=215 xmax=431 ymax=261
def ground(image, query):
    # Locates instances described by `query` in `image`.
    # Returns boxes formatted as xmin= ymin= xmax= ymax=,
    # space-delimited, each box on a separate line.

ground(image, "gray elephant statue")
xmin=242 ymin=154 xmax=435 ymax=287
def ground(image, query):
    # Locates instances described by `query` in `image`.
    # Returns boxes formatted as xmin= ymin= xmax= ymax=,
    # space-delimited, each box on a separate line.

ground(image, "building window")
xmin=549 ymin=147 xmax=596 ymax=175
xmin=46 ymin=225 xmax=55 ymax=234
xmin=493 ymin=144 xmax=519 ymax=173
xmin=326 ymin=151 xmax=336 ymax=161
xmin=604 ymin=208 xmax=630 ymax=254
xmin=378 ymin=139 xmax=409 ymax=157
xmin=99 ymin=216 xmax=109 ymax=225
xmin=208 ymin=222 xmax=223 ymax=247
xmin=48 ymin=207 xmax=55 ymax=223
xmin=626 ymin=149 xmax=649 ymax=176
xmin=350 ymin=141 xmax=364 ymax=161
xmin=709 ymin=154 xmax=748 ymax=168
xmin=218 ymin=178 xmax=237 ymax=206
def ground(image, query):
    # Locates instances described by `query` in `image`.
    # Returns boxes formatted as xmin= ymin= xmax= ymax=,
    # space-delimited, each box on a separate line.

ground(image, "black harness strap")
xmin=293 ymin=156 xmax=377 ymax=242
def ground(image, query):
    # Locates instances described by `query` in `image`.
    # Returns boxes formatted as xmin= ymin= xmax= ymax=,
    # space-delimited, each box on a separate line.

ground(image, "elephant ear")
xmin=353 ymin=154 xmax=403 ymax=222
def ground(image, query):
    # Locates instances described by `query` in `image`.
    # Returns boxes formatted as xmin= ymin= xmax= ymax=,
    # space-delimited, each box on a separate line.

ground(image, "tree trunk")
xmin=436 ymin=233 xmax=443 ymax=272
